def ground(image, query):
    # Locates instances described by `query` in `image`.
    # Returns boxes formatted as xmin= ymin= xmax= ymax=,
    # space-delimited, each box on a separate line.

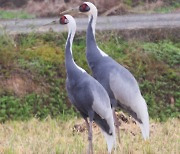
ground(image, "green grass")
xmin=0 ymin=31 xmax=179 ymax=122
xmin=0 ymin=10 xmax=35 ymax=19
xmin=121 ymin=0 xmax=180 ymax=14
xmin=0 ymin=117 xmax=179 ymax=154
xmin=155 ymin=1 xmax=180 ymax=13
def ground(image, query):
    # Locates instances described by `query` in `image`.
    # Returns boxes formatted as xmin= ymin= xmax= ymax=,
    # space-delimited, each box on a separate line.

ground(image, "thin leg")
xmin=113 ymin=108 xmax=121 ymax=143
xmin=88 ymin=120 xmax=93 ymax=154
xmin=85 ymin=118 xmax=90 ymax=154
xmin=85 ymin=118 xmax=93 ymax=154
xmin=85 ymin=118 xmax=89 ymax=131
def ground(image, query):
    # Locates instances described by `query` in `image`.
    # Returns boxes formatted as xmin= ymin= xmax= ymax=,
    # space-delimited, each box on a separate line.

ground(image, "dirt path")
xmin=0 ymin=13 xmax=180 ymax=35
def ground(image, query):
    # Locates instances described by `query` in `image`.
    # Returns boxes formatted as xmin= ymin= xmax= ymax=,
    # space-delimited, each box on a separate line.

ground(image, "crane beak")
xmin=42 ymin=20 xmax=59 ymax=26
xmin=41 ymin=7 xmax=79 ymax=27
xmin=41 ymin=20 xmax=58 ymax=26
xmin=60 ymin=7 xmax=79 ymax=15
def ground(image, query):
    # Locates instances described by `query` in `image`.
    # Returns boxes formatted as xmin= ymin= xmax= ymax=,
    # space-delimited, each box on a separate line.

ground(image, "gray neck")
xmin=86 ymin=16 xmax=100 ymax=56
xmin=86 ymin=16 xmax=103 ymax=59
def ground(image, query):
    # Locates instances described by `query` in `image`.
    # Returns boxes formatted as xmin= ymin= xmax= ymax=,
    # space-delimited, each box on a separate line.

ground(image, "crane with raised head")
xmin=60 ymin=2 xmax=150 ymax=140
xmin=59 ymin=14 xmax=116 ymax=154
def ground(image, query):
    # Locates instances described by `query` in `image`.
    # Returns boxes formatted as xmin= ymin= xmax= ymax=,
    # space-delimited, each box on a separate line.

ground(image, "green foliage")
xmin=155 ymin=1 xmax=180 ymax=13
xmin=17 ymin=33 xmax=37 ymax=48
xmin=0 ymin=33 xmax=179 ymax=122
xmin=124 ymin=0 xmax=133 ymax=6
xmin=122 ymin=0 xmax=180 ymax=13
xmin=143 ymin=40 xmax=180 ymax=66
xmin=0 ymin=92 xmax=76 ymax=122
xmin=0 ymin=95 xmax=32 ymax=122
xmin=0 ymin=33 xmax=77 ymax=122
xmin=0 ymin=10 xmax=35 ymax=19
xmin=0 ymin=31 xmax=17 ymax=70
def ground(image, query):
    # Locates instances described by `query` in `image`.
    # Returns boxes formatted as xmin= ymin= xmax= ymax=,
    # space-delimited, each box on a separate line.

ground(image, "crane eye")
xmin=79 ymin=3 xmax=90 ymax=12
xmin=59 ymin=16 xmax=68 ymax=24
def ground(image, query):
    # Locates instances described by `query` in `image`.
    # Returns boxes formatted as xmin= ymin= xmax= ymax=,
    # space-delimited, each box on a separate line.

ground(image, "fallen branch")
xmin=102 ymin=3 xmax=129 ymax=16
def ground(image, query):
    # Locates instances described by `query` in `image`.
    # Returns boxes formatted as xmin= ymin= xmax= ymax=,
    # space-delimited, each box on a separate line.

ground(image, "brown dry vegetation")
xmin=23 ymin=0 xmax=180 ymax=17
xmin=0 ymin=0 xmax=180 ymax=17
xmin=0 ymin=72 xmax=46 ymax=96
xmin=0 ymin=116 xmax=179 ymax=154
xmin=19 ymin=0 xmax=125 ymax=17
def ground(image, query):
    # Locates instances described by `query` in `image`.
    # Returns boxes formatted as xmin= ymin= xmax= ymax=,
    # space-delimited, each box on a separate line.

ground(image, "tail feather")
xmin=94 ymin=113 xmax=112 ymax=135
xmin=138 ymin=97 xmax=150 ymax=140
xmin=94 ymin=111 xmax=116 ymax=153
xmin=101 ymin=129 xmax=115 ymax=153
xmin=139 ymin=122 xmax=149 ymax=140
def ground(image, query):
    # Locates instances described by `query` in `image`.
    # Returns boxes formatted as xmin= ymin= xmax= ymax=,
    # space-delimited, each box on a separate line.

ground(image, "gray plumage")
xmin=62 ymin=15 xmax=116 ymax=153
xmin=66 ymin=26 xmax=112 ymax=136
xmin=59 ymin=0 xmax=149 ymax=143
xmin=86 ymin=15 xmax=149 ymax=139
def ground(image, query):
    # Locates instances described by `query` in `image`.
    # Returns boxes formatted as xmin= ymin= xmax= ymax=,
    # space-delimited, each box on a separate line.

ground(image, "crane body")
xmin=86 ymin=15 xmax=149 ymax=139
xmin=60 ymin=2 xmax=150 ymax=140
xmin=60 ymin=14 xmax=116 ymax=153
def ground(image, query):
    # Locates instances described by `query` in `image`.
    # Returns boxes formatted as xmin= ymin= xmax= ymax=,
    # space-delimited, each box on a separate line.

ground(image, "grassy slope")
xmin=0 ymin=117 xmax=179 ymax=154
xmin=0 ymin=31 xmax=180 ymax=122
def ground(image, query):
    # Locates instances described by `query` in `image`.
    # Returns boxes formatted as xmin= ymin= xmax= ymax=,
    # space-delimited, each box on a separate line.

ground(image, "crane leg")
xmin=89 ymin=121 xmax=93 ymax=154
xmin=113 ymin=108 xmax=121 ymax=143
xmin=85 ymin=118 xmax=93 ymax=154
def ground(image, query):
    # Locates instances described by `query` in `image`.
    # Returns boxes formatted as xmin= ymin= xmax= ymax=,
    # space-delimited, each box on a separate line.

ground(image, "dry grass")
xmin=0 ymin=117 xmax=179 ymax=154
xmin=1 ymin=0 xmax=180 ymax=18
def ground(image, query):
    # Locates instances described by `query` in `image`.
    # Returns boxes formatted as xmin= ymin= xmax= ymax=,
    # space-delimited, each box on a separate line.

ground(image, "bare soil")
xmin=0 ymin=70 xmax=46 ymax=96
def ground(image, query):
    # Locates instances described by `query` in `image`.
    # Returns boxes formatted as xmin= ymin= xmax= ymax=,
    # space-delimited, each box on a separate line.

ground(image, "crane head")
xmin=60 ymin=2 xmax=97 ymax=17
xmin=59 ymin=15 xmax=76 ymax=26
xmin=79 ymin=3 xmax=90 ymax=13
xmin=59 ymin=15 xmax=69 ymax=25
xmin=79 ymin=2 xmax=97 ymax=15
xmin=59 ymin=15 xmax=76 ymax=33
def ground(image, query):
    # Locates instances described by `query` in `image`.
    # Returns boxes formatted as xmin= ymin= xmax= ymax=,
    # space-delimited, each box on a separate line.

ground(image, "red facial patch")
xmin=60 ymin=16 xmax=67 ymax=24
xmin=79 ymin=3 xmax=90 ymax=12
xmin=82 ymin=4 xmax=87 ymax=10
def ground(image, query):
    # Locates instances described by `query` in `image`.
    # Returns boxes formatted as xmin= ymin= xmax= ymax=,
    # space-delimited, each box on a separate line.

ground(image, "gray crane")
xmin=59 ymin=14 xmax=116 ymax=154
xmin=60 ymin=2 xmax=150 ymax=140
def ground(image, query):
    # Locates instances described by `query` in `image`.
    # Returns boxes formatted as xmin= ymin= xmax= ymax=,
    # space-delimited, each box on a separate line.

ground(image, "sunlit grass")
xmin=0 ymin=117 xmax=179 ymax=154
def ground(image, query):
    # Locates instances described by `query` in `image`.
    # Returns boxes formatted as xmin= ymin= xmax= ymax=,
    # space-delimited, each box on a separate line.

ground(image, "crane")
xmin=59 ymin=14 xmax=116 ymax=154
xmin=60 ymin=2 xmax=150 ymax=140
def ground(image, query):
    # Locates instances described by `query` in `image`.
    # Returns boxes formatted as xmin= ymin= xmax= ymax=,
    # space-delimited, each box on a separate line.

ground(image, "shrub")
xmin=0 ymin=33 xmax=179 ymax=122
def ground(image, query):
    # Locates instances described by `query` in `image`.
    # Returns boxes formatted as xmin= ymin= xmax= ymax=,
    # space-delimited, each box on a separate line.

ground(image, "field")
xmin=0 ymin=23 xmax=180 ymax=153
xmin=0 ymin=117 xmax=179 ymax=154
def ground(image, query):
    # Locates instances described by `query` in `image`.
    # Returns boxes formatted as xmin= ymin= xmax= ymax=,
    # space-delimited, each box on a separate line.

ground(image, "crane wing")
xmin=90 ymin=79 xmax=112 ymax=120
